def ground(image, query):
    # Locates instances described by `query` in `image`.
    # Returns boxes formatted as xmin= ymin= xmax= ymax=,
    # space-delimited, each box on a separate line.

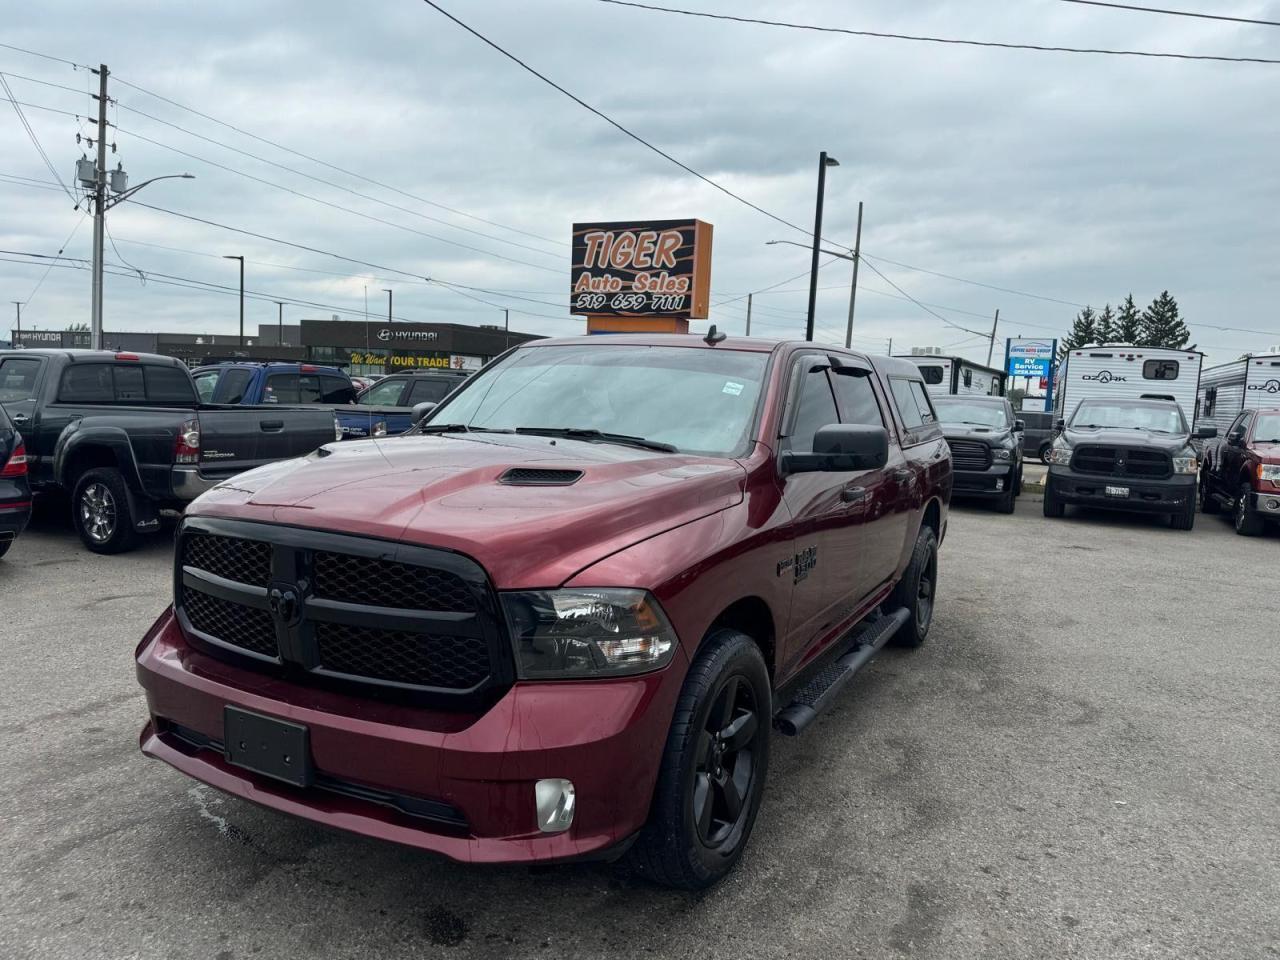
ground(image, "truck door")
xmin=829 ymin=367 xmax=912 ymax=602
xmin=1221 ymin=411 xmax=1253 ymax=491
xmin=0 ymin=356 xmax=45 ymax=480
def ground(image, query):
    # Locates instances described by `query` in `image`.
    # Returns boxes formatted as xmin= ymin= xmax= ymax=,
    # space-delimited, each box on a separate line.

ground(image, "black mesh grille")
xmin=316 ymin=622 xmax=490 ymax=690
xmin=946 ymin=439 xmax=992 ymax=471
xmin=1072 ymin=446 xmax=1171 ymax=479
xmin=499 ymin=468 xmax=583 ymax=486
xmin=312 ymin=551 xmax=475 ymax=612
xmin=183 ymin=533 xmax=271 ymax=586
xmin=183 ymin=588 xmax=278 ymax=657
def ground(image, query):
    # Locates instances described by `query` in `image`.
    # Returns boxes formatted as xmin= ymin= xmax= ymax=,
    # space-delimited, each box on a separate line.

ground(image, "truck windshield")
xmin=428 ymin=344 xmax=769 ymax=456
xmin=933 ymin=399 xmax=1008 ymax=428
xmin=1071 ymin=401 xmax=1186 ymax=434
xmin=1254 ymin=414 xmax=1280 ymax=443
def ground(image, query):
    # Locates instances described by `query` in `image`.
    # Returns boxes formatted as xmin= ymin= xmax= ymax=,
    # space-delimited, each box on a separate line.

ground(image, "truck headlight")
xmin=1172 ymin=456 xmax=1198 ymax=475
xmin=501 ymin=589 xmax=678 ymax=679
xmin=1049 ymin=444 xmax=1073 ymax=466
xmin=992 ymin=448 xmax=1013 ymax=462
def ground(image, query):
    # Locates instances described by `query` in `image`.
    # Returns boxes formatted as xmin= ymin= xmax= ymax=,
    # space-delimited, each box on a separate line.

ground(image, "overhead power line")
xmin=0 ymin=42 xmax=86 ymax=69
xmin=860 ymin=253 xmax=1087 ymax=308
xmin=1058 ymin=0 xmax=1280 ymax=28
xmin=857 ymin=257 xmax=989 ymax=338
xmin=109 ymin=76 xmax=564 ymax=248
xmin=419 ymin=0 xmax=814 ymax=237
xmin=596 ymin=0 xmax=1280 ymax=64
xmin=0 ymin=74 xmax=76 ymax=200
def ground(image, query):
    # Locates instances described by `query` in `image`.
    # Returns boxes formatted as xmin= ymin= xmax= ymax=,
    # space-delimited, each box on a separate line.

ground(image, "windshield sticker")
xmin=722 ymin=381 xmax=745 ymax=396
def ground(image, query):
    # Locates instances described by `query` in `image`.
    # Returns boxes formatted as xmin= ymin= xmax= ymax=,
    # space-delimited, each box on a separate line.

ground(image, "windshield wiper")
xmin=416 ymin=423 xmax=512 ymax=435
xmin=515 ymin=427 xmax=678 ymax=453
xmin=947 ymin=420 xmax=995 ymax=427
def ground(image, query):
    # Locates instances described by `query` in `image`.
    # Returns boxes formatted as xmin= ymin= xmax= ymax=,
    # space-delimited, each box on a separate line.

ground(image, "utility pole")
xmin=806 ymin=151 xmax=839 ymax=342
xmin=89 ymin=64 xmax=109 ymax=351
xmin=986 ymin=309 xmax=1000 ymax=367
xmin=503 ymin=309 xmax=510 ymax=350
xmin=844 ymin=201 xmax=863 ymax=349
xmin=10 ymin=301 xmax=21 ymax=344
xmin=746 ymin=293 xmax=752 ymax=336
xmin=383 ymin=289 xmax=392 ymax=327
xmin=223 ymin=256 xmax=245 ymax=347
xmin=274 ymin=301 xmax=284 ymax=346
xmin=887 ymin=337 xmax=893 ymax=355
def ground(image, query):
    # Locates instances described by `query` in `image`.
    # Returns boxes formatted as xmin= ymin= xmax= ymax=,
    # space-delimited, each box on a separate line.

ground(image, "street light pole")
xmin=274 ymin=301 xmax=284 ymax=347
xmin=10 ymin=301 xmax=21 ymax=344
xmin=503 ymin=309 xmax=510 ymax=350
xmin=806 ymin=151 xmax=839 ymax=342
xmin=844 ymin=201 xmax=863 ymax=349
xmin=89 ymin=64 xmax=108 ymax=350
xmin=223 ymin=256 xmax=245 ymax=348
xmin=383 ymin=289 xmax=392 ymax=327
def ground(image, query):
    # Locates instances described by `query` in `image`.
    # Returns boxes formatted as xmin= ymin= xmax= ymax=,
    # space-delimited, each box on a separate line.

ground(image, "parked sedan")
xmin=0 ymin=402 xmax=31 ymax=559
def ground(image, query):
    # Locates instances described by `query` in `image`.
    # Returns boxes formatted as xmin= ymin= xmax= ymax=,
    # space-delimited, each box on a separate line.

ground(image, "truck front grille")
xmin=176 ymin=519 xmax=512 ymax=706
xmin=946 ymin=439 xmax=993 ymax=471
xmin=1071 ymin=446 xmax=1171 ymax=479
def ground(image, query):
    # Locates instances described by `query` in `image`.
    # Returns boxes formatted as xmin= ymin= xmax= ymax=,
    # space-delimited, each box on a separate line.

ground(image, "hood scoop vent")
xmin=499 ymin=467 xmax=584 ymax=486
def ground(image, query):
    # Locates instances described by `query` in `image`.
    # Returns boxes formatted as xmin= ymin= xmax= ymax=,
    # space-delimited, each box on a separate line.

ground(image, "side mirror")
xmin=782 ymin=424 xmax=889 ymax=474
xmin=1226 ymin=428 xmax=1244 ymax=446
xmin=1013 ymin=419 xmax=1026 ymax=433
xmin=1054 ymin=418 xmax=1066 ymax=434
xmin=1194 ymin=425 xmax=1218 ymax=440
xmin=411 ymin=401 xmax=437 ymax=425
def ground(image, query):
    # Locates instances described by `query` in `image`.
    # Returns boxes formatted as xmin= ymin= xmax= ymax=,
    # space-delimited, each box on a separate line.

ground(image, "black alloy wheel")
xmin=914 ymin=541 xmax=937 ymax=634
xmin=691 ymin=675 xmax=761 ymax=848
xmin=1200 ymin=473 xmax=1221 ymax=514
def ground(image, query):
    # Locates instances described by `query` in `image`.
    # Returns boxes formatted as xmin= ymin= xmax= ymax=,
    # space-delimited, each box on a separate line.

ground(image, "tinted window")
xmin=911 ymin=382 xmax=938 ymax=424
xmin=789 ymin=366 xmax=839 ymax=453
xmin=193 ymin=370 xmax=220 ymax=402
xmin=320 ymin=376 xmax=356 ymax=404
xmin=113 ymin=365 xmax=146 ymax=401
xmin=360 ymin=379 xmax=406 ymax=406
xmin=264 ymin=374 xmax=299 ymax=404
xmin=218 ymin=368 xmax=253 ymax=404
xmin=830 ymin=371 xmax=886 ymax=427
xmin=918 ymin=364 xmax=944 ymax=385
xmin=58 ymin=364 xmax=114 ymax=403
xmin=297 ymin=375 xmax=322 ymax=404
xmin=145 ymin=365 xmax=197 ymax=404
xmin=889 ymin=378 xmax=924 ymax=429
xmin=0 ymin=358 xmax=43 ymax=402
xmin=407 ymin=378 xmax=454 ymax=405
xmin=1143 ymin=359 xmax=1179 ymax=381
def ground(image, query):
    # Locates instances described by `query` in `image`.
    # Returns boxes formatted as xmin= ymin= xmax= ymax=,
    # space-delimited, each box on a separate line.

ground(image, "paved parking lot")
xmin=1 ymin=495 xmax=1277 ymax=960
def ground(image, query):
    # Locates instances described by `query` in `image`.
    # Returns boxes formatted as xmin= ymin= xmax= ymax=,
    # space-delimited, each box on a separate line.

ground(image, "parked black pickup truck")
xmin=0 ymin=349 xmax=341 ymax=553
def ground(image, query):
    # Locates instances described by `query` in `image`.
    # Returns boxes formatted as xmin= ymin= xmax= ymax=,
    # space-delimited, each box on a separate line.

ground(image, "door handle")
xmin=259 ymin=420 xmax=285 ymax=432
xmin=841 ymin=484 xmax=867 ymax=503
xmin=11 ymin=414 xmax=29 ymax=426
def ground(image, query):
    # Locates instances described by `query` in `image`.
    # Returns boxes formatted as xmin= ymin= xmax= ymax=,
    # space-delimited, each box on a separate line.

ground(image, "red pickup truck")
xmin=1200 ymin=406 xmax=1280 ymax=535
xmin=135 ymin=334 xmax=952 ymax=889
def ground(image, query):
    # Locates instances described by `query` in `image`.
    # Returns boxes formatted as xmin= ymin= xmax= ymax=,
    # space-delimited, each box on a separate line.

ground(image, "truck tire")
xmin=996 ymin=472 xmax=1017 ymax=514
xmin=72 ymin=467 xmax=139 ymax=555
xmin=1199 ymin=473 xmax=1221 ymax=514
xmin=1234 ymin=483 xmax=1265 ymax=537
xmin=629 ymin=629 xmax=771 ymax=890
xmin=1038 ymin=443 xmax=1052 ymax=465
xmin=1170 ymin=500 xmax=1196 ymax=531
xmin=0 ymin=540 xmax=10 ymax=560
xmin=887 ymin=524 xmax=938 ymax=648
xmin=1042 ymin=478 xmax=1065 ymax=518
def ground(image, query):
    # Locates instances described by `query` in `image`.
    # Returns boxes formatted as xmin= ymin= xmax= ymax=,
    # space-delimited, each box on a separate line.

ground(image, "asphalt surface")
xmin=2 ymin=494 xmax=1277 ymax=960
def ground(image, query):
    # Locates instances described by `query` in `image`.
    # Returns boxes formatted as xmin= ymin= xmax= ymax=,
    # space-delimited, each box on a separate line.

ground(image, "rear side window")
xmin=193 ymin=370 xmax=220 ymax=402
xmin=830 ymin=371 xmax=886 ymax=428
xmin=889 ymin=378 xmax=924 ymax=428
xmin=114 ymin=365 xmax=146 ymax=401
xmin=788 ymin=366 xmax=839 ymax=453
xmin=407 ymin=378 xmax=454 ymax=405
xmin=320 ymin=376 xmax=356 ymax=404
xmin=911 ymin=382 xmax=938 ymax=424
xmin=264 ymin=374 xmax=299 ymax=404
xmin=58 ymin=364 xmax=114 ymax=403
xmin=218 ymin=368 xmax=253 ymax=404
xmin=918 ymin=365 xmax=944 ymax=385
xmin=0 ymin=357 xmax=43 ymax=401
xmin=297 ymin=375 xmax=322 ymax=404
xmin=1143 ymin=359 xmax=1179 ymax=381
xmin=145 ymin=365 xmax=197 ymax=404
xmin=360 ymin=378 xmax=407 ymax=406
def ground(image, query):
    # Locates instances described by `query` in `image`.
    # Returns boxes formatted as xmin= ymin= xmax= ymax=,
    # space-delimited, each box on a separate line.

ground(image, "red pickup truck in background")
xmin=135 ymin=333 xmax=952 ymax=889
xmin=1200 ymin=406 xmax=1280 ymax=535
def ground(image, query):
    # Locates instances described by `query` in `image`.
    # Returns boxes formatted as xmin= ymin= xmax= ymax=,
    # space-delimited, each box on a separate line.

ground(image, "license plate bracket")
xmin=224 ymin=706 xmax=314 ymax=788
xmin=1105 ymin=485 xmax=1130 ymax=498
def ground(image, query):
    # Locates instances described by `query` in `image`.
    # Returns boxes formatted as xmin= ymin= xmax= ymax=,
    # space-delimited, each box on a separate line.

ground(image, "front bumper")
xmin=951 ymin=462 xmax=1015 ymax=498
xmin=1047 ymin=465 xmax=1195 ymax=513
xmin=135 ymin=608 xmax=684 ymax=864
xmin=1248 ymin=490 xmax=1280 ymax=520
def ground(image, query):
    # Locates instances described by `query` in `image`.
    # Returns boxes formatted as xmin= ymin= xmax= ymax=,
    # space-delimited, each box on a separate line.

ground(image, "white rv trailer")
xmin=894 ymin=354 xmax=1007 ymax=399
xmin=1196 ymin=352 xmax=1280 ymax=437
xmin=1053 ymin=344 xmax=1203 ymax=424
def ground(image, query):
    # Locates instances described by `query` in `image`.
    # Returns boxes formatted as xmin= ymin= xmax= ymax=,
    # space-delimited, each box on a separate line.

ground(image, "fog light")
xmin=535 ymin=778 xmax=575 ymax=833
xmin=995 ymin=478 xmax=1005 ymax=491
xmin=1266 ymin=498 xmax=1280 ymax=512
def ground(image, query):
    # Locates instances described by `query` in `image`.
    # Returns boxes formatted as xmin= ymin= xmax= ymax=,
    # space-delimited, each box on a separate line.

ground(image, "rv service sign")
xmin=570 ymin=219 xmax=712 ymax=319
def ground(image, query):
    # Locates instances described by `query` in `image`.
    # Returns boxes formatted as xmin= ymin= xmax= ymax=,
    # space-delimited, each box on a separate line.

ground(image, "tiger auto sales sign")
xmin=570 ymin=219 xmax=713 ymax=319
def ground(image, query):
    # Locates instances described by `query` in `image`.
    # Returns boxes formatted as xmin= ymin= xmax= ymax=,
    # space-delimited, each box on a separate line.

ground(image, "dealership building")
xmin=7 ymin=318 xmax=541 ymax=374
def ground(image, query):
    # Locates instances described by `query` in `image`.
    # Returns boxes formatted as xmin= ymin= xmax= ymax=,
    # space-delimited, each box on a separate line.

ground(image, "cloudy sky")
xmin=3 ymin=0 xmax=1278 ymax=366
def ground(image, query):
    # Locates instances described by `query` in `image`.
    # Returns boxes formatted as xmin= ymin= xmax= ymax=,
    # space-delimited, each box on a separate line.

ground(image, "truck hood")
xmin=1252 ymin=440 xmax=1280 ymax=463
xmin=189 ymin=433 xmax=747 ymax=589
xmin=1062 ymin=426 xmax=1192 ymax=454
xmin=940 ymin=424 xmax=1014 ymax=446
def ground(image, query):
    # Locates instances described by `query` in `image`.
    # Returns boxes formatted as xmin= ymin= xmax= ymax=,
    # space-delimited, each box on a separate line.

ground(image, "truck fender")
xmin=54 ymin=423 xmax=147 ymax=494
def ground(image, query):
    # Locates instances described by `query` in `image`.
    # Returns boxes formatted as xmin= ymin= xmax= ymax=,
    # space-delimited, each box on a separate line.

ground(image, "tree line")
xmin=1060 ymin=291 xmax=1193 ymax=357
